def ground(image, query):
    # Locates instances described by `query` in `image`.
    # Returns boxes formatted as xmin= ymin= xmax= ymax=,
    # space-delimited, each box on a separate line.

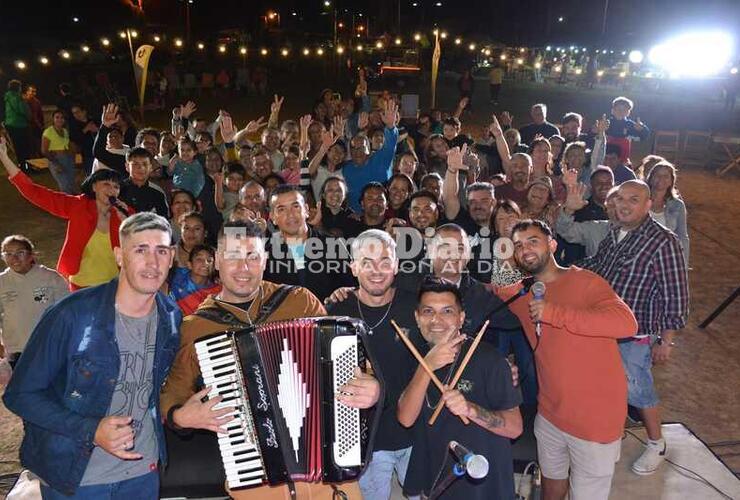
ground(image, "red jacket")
xmin=9 ymin=172 xmax=126 ymax=279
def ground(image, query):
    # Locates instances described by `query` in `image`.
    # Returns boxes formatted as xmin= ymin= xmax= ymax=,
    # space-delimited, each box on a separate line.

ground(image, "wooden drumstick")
xmin=390 ymin=320 xmax=470 ymax=425
xmin=428 ymin=320 xmax=490 ymax=426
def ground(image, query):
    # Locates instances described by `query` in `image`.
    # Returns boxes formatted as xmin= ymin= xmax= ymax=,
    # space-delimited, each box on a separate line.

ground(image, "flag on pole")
xmin=431 ymin=33 xmax=441 ymax=108
xmin=133 ymin=45 xmax=154 ymax=109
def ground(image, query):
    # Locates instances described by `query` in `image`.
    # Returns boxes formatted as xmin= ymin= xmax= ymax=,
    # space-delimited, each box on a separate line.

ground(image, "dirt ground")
xmin=0 ymin=76 xmax=739 ymax=494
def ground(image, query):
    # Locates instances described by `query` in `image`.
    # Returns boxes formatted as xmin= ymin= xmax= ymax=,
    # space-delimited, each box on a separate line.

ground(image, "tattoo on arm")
xmin=472 ymin=404 xmax=504 ymax=429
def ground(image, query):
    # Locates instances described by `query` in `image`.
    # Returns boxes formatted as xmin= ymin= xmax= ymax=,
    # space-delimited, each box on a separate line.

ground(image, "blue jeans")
xmin=359 ymin=446 xmax=412 ymax=500
xmin=48 ymin=153 xmax=78 ymax=194
xmin=495 ymin=328 xmax=538 ymax=405
xmin=40 ymin=471 xmax=159 ymax=500
xmin=619 ymin=340 xmax=659 ymax=408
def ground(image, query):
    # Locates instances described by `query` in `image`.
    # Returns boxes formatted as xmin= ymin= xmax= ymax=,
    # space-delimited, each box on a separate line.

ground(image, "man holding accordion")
xmin=160 ymin=221 xmax=381 ymax=499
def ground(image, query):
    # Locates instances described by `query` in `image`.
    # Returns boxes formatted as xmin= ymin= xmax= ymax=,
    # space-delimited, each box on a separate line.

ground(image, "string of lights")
xmin=4 ymin=26 xmax=737 ymax=78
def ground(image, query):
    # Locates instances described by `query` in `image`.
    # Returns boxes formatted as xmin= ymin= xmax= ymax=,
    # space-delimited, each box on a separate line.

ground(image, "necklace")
xmin=355 ymin=289 xmax=395 ymax=335
xmin=217 ymin=284 xmax=263 ymax=325
xmin=424 ymin=339 xmax=465 ymax=409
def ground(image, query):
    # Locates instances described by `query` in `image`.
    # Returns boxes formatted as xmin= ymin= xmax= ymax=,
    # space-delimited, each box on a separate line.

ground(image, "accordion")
xmin=194 ymin=316 xmax=382 ymax=491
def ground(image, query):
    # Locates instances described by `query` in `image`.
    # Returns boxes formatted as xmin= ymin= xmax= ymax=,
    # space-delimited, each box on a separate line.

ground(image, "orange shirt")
xmin=496 ymin=267 xmax=638 ymax=443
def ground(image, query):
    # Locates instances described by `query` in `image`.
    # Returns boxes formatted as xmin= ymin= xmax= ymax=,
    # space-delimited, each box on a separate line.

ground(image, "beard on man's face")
xmin=515 ymin=249 xmax=550 ymax=275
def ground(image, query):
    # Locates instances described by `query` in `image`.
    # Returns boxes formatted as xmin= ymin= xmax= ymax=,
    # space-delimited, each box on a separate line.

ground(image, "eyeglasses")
xmin=2 ymin=250 xmax=30 ymax=259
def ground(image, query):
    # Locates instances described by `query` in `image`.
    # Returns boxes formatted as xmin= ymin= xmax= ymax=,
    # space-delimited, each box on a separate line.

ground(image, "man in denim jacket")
xmin=3 ymin=212 xmax=182 ymax=499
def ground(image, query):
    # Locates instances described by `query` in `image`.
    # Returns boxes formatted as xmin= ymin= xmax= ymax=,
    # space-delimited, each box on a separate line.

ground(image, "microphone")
xmin=109 ymin=196 xmax=128 ymax=214
xmin=449 ymin=441 xmax=489 ymax=479
xmin=531 ymin=281 xmax=546 ymax=338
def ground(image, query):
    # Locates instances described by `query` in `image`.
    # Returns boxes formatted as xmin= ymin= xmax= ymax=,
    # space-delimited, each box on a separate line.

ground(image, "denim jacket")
xmin=3 ymin=278 xmax=181 ymax=495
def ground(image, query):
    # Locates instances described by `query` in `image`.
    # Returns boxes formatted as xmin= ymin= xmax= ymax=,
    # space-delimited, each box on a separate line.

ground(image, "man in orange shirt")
xmin=494 ymin=219 xmax=638 ymax=500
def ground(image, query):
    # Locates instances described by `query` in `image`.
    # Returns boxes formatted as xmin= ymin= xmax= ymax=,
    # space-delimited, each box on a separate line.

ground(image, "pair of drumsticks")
xmin=391 ymin=319 xmax=490 ymax=426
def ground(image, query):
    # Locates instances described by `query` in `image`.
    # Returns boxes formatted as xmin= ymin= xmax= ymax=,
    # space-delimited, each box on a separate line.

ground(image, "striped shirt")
xmin=580 ymin=216 xmax=689 ymax=336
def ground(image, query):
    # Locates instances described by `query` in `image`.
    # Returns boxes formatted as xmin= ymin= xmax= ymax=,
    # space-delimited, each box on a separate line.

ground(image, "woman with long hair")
xmin=308 ymin=176 xmax=358 ymax=238
xmin=646 ymin=161 xmax=689 ymax=268
xmin=385 ymin=173 xmax=416 ymax=220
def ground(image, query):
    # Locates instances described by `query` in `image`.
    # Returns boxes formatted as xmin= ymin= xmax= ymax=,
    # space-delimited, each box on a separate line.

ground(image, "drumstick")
xmin=428 ymin=320 xmax=490 ymax=426
xmin=391 ymin=320 xmax=470 ymax=425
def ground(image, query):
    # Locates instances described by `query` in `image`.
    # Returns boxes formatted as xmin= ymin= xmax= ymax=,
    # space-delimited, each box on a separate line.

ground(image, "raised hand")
xmin=270 ymin=94 xmax=284 ymax=115
xmin=489 ymin=114 xmax=504 ymax=138
xmin=381 ymin=100 xmax=399 ymax=129
xmin=561 ymin=167 xmax=579 ymax=187
xmin=220 ymin=114 xmax=236 ymax=143
xmin=332 ymin=115 xmax=346 ymax=138
xmin=500 ymin=111 xmax=513 ymax=128
xmin=101 ymin=103 xmax=119 ymax=128
xmin=0 ymin=137 xmax=7 ymax=158
xmin=595 ymin=114 xmax=610 ymax=135
xmin=321 ymin=129 xmax=337 ymax=149
xmin=446 ymin=144 xmax=469 ymax=174
xmin=565 ymin=182 xmax=588 ymax=212
xmin=299 ymin=114 xmax=313 ymax=131
xmin=457 ymin=96 xmax=470 ymax=111
xmin=634 ymin=117 xmax=645 ymax=131
xmin=244 ymin=116 xmax=267 ymax=134
xmin=181 ymin=101 xmax=197 ymax=119
xmin=357 ymin=111 xmax=369 ymax=130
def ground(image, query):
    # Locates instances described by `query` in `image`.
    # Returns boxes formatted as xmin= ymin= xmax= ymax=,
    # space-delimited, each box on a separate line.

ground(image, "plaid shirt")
xmin=580 ymin=216 xmax=689 ymax=336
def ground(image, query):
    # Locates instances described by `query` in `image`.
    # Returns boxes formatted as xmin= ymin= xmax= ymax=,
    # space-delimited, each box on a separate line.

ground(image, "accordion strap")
xmin=194 ymin=285 xmax=297 ymax=327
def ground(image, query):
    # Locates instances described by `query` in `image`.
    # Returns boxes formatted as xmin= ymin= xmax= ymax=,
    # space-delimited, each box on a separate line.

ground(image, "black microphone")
xmin=531 ymin=281 xmax=546 ymax=338
xmin=109 ymin=196 xmax=128 ymax=214
xmin=449 ymin=441 xmax=489 ymax=479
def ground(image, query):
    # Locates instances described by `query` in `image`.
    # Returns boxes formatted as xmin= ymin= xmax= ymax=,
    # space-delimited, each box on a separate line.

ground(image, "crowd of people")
xmin=0 ymin=67 xmax=691 ymax=500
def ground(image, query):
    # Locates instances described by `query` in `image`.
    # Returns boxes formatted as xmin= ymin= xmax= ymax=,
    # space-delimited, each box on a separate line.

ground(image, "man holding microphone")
xmin=492 ymin=219 xmax=638 ymax=500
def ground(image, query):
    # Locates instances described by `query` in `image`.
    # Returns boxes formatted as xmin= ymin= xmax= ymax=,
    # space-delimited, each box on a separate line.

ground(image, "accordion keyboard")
xmin=195 ymin=333 xmax=266 ymax=489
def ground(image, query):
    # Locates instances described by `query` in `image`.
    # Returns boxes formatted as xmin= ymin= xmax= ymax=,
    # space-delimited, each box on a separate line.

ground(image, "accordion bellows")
xmin=194 ymin=316 xmax=382 ymax=490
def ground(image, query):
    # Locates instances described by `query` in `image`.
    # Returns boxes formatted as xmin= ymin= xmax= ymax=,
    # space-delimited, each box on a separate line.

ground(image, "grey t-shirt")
xmin=80 ymin=307 xmax=159 ymax=485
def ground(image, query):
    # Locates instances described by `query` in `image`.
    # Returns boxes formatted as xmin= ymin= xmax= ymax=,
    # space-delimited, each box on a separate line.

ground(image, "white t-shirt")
xmin=0 ymin=265 xmax=69 ymax=353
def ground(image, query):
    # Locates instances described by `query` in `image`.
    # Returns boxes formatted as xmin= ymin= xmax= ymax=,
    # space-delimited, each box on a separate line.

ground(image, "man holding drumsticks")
xmin=397 ymin=276 xmax=523 ymax=500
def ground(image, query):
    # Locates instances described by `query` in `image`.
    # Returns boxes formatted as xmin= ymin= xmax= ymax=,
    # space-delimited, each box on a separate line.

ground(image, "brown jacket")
xmin=160 ymin=280 xmax=361 ymax=499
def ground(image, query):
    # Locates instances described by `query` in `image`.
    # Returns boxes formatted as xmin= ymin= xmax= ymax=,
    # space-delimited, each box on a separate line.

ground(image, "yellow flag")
xmin=134 ymin=45 xmax=154 ymax=109
xmin=431 ymin=33 xmax=441 ymax=108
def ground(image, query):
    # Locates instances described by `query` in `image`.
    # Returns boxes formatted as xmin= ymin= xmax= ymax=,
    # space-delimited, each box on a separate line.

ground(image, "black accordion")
xmin=193 ymin=316 xmax=382 ymax=491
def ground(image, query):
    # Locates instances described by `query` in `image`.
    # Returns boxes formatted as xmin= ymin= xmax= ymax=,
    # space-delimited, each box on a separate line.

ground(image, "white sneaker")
xmin=632 ymin=438 xmax=666 ymax=475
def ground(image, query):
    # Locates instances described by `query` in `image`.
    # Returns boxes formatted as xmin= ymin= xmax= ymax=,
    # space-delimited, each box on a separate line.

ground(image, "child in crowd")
xmin=606 ymin=96 xmax=650 ymax=163
xmin=168 ymin=244 xmax=220 ymax=315
xmin=169 ymin=137 xmax=205 ymax=197
xmin=280 ymin=145 xmax=302 ymax=186
xmin=215 ymin=162 xmax=247 ymax=221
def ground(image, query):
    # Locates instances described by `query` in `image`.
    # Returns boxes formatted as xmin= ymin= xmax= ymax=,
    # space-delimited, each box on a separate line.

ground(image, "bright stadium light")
xmin=628 ymin=50 xmax=644 ymax=64
xmin=648 ymin=31 xmax=734 ymax=77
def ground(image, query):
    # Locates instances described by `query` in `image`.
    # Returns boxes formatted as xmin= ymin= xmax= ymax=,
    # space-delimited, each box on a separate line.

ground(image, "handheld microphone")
xmin=531 ymin=281 xmax=546 ymax=338
xmin=108 ymin=196 xmax=128 ymax=214
xmin=449 ymin=441 xmax=489 ymax=479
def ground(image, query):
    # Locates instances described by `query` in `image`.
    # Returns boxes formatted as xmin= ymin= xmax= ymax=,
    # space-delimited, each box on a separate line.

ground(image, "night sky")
xmin=1 ymin=0 xmax=738 ymax=51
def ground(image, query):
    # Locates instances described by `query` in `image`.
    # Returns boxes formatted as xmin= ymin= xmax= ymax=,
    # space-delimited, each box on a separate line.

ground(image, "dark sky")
xmin=1 ymin=0 xmax=738 ymax=51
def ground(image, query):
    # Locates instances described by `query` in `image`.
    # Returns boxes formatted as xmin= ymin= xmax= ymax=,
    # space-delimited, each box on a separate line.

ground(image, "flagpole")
xmin=431 ymin=31 xmax=441 ymax=109
xmin=125 ymin=29 xmax=144 ymax=122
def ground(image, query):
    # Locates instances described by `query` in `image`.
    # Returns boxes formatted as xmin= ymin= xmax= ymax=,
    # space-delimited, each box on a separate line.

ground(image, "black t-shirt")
xmin=119 ymin=180 xmax=169 ymax=218
xmin=327 ymin=289 xmax=418 ymax=452
xmin=518 ymin=122 xmax=560 ymax=146
xmin=403 ymin=338 xmax=521 ymax=499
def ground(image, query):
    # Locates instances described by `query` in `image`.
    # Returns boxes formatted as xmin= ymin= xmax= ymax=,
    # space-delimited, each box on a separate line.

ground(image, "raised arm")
xmin=443 ymin=145 xmax=468 ymax=220
xmin=267 ymin=94 xmax=284 ymax=129
xmin=490 ymin=114 xmax=513 ymax=172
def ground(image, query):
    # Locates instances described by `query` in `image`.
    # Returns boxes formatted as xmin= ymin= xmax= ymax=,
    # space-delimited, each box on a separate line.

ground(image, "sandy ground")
xmin=0 ymin=76 xmax=739 ymax=495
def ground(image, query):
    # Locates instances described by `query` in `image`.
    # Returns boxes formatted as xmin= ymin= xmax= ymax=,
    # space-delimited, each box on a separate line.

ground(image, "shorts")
xmin=534 ymin=414 xmax=621 ymax=500
xmin=618 ymin=340 xmax=659 ymax=408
